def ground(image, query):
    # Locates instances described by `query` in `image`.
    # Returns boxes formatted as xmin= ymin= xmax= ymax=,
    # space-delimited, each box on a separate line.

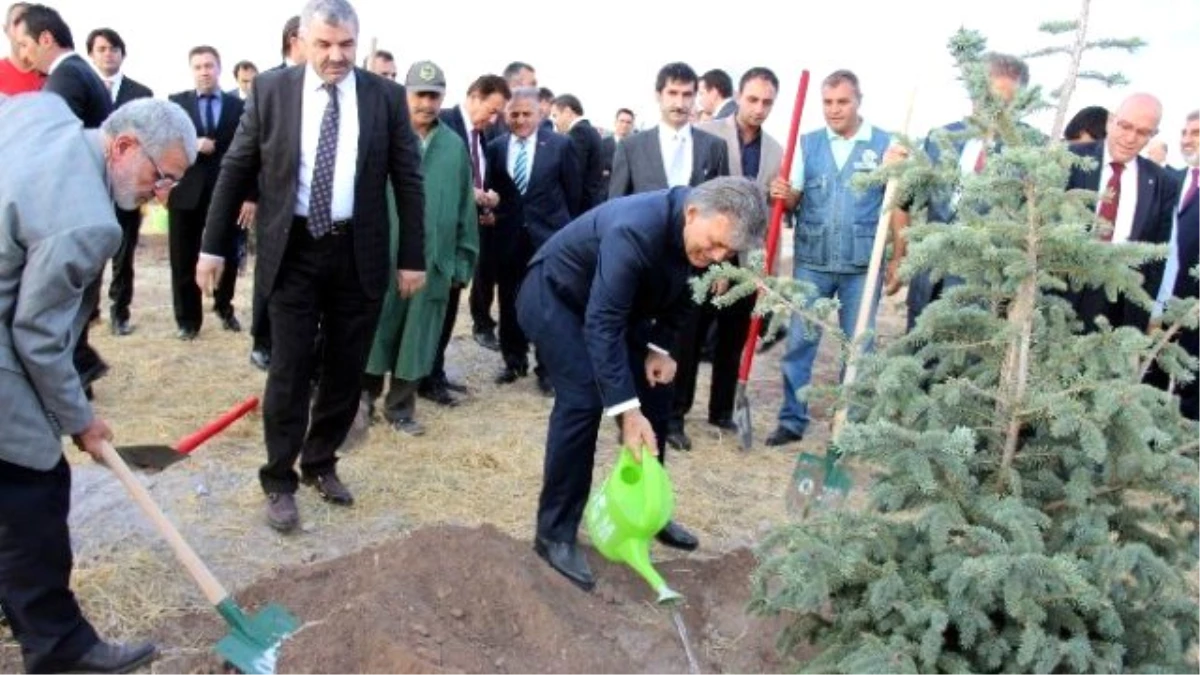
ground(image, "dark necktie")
xmin=1097 ymin=161 xmax=1124 ymax=242
xmin=307 ymin=83 xmax=340 ymax=238
xmin=202 ymin=94 xmax=216 ymax=136
xmin=1179 ymin=167 xmax=1198 ymax=215
xmin=469 ymin=128 xmax=483 ymax=189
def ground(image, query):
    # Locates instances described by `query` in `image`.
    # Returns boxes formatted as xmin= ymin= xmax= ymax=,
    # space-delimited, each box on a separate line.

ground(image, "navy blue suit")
xmin=516 ymin=187 xmax=695 ymax=543
xmin=1147 ymin=167 xmax=1198 ymax=419
xmin=485 ymin=130 xmax=582 ymax=370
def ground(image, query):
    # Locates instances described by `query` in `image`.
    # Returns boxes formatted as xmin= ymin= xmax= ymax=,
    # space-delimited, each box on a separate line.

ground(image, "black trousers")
xmin=169 ymin=206 xmax=237 ymax=331
xmin=260 ymin=221 xmax=382 ymax=494
xmin=250 ymin=221 xmax=271 ymax=352
xmin=517 ymin=266 xmax=672 ymax=543
xmin=497 ymin=226 xmax=535 ymax=371
xmin=0 ymin=458 xmax=99 ymax=674
xmin=670 ymin=292 xmax=754 ymax=430
xmin=72 ymin=281 xmax=105 ymax=387
xmin=469 ymin=222 xmax=499 ymax=334
xmin=106 ymin=206 xmax=142 ymax=322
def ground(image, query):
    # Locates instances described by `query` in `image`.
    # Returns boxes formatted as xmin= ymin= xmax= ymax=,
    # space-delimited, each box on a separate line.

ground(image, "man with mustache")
xmin=0 ymin=94 xmax=196 ymax=674
xmin=196 ymin=0 xmax=426 ymax=533
xmin=362 ymin=60 xmax=478 ymax=436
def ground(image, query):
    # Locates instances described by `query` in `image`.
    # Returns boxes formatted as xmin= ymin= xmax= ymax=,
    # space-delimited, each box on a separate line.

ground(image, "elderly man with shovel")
xmin=0 ymin=94 xmax=196 ymax=673
xmin=517 ymin=177 xmax=767 ymax=590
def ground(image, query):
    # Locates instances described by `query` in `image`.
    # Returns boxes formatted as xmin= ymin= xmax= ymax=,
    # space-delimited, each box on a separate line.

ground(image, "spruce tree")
xmin=708 ymin=21 xmax=1200 ymax=675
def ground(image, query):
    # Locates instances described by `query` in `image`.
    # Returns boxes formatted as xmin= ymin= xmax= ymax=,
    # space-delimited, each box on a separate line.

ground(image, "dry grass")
xmin=10 ymin=234 xmax=907 ymax=650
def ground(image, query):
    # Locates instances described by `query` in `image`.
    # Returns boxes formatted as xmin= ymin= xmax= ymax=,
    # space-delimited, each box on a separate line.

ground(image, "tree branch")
xmin=1049 ymin=0 xmax=1092 ymax=140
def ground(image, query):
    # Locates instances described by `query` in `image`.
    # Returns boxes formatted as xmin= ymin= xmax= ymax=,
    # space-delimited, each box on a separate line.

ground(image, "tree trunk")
xmin=1049 ymin=0 xmax=1093 ymax=141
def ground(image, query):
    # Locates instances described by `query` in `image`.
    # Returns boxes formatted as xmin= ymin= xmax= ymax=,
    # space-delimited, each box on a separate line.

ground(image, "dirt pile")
xmin=158 ymin=524 xmax=793 ymax=673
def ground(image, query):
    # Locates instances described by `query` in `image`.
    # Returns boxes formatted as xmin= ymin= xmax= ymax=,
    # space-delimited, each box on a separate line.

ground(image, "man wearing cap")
xmin=361 ymin=60 xmax=478 ymax=435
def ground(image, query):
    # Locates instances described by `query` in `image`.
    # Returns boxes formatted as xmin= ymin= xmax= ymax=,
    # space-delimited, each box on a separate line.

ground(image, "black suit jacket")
xmin=1066 ymin=141 xmax=1177 ymax=330
xmin=439 ymin=105 xmax=469 ymax=145
xmin=167 ymin=90 xmax=244 ymax=211
xmin=529 ymin=187 xmax=695 ymax=407
xmin=608 ymin=125 xmax=730 ymax=198
xmin=567 ymin=119 xmax=606 ymax=211
xmin=41 ymin=53 xmax=111 ymax=128
xmin=485 ymin=130 xmax=582 ymax=250
xmin=113 ymin=75 xmax=152 ymax=108
xmin=1169 ymin=167 xmax=1198 ymax=301
xmin=201 ymin=66 xmax=425 ymax=301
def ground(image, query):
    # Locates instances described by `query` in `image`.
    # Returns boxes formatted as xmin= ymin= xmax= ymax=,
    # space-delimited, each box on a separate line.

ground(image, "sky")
xmin=43 ymin=0 xmax=1200 ymax=164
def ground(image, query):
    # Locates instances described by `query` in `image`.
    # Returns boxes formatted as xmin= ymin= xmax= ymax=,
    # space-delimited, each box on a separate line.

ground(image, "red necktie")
xmin=1180 ymin=167 xmax=1198 ymax=214
xmin=973 ymin=146 xmax=986 ymax=174
xmin=1097 ymin=161 xmax=1124 ymax=242
xmin=469 ymin=128 xmax=483 ymax=189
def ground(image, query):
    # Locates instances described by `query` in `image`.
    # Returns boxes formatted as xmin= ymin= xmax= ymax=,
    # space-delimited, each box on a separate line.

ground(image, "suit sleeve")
xmin=608 ymin=139 xmax=633 ymax=199
xmin=13 ymin=221 xmax=121 ymax=435
xmin=388 ymin=84 xmax=426 ymax=272
xmin=561 ymin=138 xmax=583 ymax=218
xmin=202 ymin=86 xmax=261 ymax=257
xmin=455 ymin=148 xmax=480 ymax=285
xmin=584 ymin=226 xmax=651 ymax=410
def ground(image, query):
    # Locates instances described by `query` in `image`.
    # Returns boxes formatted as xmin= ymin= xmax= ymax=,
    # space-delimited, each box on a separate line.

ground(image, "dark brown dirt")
xmin=153 ymin=524 xmax=793 ymax=674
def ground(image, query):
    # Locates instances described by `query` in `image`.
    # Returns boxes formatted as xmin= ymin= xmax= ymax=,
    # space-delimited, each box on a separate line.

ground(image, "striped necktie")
xmin=513 ymin=138 xmax=529 ymax=194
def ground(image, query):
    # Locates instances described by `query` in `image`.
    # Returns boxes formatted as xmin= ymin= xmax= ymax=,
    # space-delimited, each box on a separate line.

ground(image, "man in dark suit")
xmin=1064 ymin=93 xmax=1177 ymax=334
xmin=197 ymin=0 xmax=425 ymax=532
xmin=421 ymin=73 xmax=511 ymax=405
xmin=699 ymin=68 xmax=736 ymax=120
xmin=1147 ymin=110 xmax=1199 ymax=420
xmin=608 ymin=62 xmax=729 ymax=198
xmin=86 ymin=27 xmax=153 ymax=337
xmin=485 ymin=86 xmax=582 ymax=394
xmin=516 ymin=177 xmax=767 ymax=590
xmin=600 ymin=107 xmax=636 ymax=195
xmin=15 ymin=4 xmax=113 ymax=397
xmin=551 ymin=93 xmax=606 ymax=211
xmin=168 ymin=46 xmax=250 ymax=340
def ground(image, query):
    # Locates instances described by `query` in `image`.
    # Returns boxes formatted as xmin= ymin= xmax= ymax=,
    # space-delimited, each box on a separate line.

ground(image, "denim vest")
xmin=794 ymin=126 xmax=892 ymax=273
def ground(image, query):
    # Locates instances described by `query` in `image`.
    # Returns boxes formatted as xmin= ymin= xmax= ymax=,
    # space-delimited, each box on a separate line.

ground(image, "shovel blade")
xmin=786 ymin=447 xmax=853 ymax=519
xmin=114 ymin=444 xmax=185 ymax=473
xmin=732 ymin=384 xmax=752 ymax=450
xmin=215 ymin=599 xmax=299 ymax=674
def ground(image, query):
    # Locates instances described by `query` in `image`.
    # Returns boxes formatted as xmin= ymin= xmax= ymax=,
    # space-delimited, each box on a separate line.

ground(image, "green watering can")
xmin=585 ymin=447 xmax=683 ymax=604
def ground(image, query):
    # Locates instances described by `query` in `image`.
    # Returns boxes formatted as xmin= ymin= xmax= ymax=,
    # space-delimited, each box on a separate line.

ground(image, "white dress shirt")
xmin=295 ymin=65 xmax=358 ymax=221
xmin=1096 ymin=145 xmax=1139 ymax=245
xmin=97 ymin=71 xmax=122 ymax=103
xmin=460 ymin=106 xmax=486 ymax=180
xmin=1154 ymin=166 xmax=1199 ymax=315
xmin=658 ymin=123 xmax=693 ymax=187
xmin=507 ymin=130 xmax=538 ymax=184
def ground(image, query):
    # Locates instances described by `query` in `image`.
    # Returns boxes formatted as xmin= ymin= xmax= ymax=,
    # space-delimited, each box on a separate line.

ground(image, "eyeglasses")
xmin=140 ymin=145 xmax=180 ymax=192
xmin=1112 ymin=117 xmax=1157 ymax=142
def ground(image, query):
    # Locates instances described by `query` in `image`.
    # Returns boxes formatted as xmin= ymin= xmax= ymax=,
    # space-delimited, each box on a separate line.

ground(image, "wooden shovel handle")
xmin=174 ymin=396 xmax=259 ymax=455
xmin=97 ymin=440 xmax=230 ymax=606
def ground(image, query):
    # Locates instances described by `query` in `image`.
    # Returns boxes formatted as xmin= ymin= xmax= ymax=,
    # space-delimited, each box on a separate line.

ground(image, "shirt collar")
xmin=826 ymin=120 xmax=873 ymax=144
xmin=659 ymin=123 xmax=691 ymax=143
xmin=304 ymin=64 xmax=356 ymax=98
xmin=47 ymin=50 xmax=74 ymax=75
xmin=1101 ymin=142 xmax=1131 ymax=170
xmin=512 ymin=129 xmax=537 ymax=145
xmin=568 ymin=116 xmax=587 ymax=131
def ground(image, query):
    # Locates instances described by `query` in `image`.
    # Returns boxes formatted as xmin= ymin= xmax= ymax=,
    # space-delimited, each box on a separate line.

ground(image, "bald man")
xmin=1064 ymin=92 xmax=1179 ymax=333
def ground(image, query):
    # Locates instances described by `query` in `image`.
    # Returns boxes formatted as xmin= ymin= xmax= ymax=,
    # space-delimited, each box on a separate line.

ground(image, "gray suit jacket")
xmin=0 ymin=94 xmax=122 ymax=470
xmin=608 ymin=124 xmax=730 ymax=198
xmin=696 ymin=115 xmax=783 ymax=189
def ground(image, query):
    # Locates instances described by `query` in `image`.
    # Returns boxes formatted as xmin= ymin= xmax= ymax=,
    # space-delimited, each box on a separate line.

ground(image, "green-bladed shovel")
xmin=97 ymin=440 xmax=298 ymax=673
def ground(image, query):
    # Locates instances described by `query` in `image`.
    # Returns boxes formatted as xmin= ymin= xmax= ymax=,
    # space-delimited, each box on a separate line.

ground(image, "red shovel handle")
xmin=174 ymin=396 xmax=259 ymax=455
xmin=737 ymin=70 xmax=811 ymax=383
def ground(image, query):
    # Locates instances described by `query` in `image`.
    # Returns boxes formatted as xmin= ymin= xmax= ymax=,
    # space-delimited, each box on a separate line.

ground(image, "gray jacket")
xmin=0 ymin=94 xmax=122 ymax=470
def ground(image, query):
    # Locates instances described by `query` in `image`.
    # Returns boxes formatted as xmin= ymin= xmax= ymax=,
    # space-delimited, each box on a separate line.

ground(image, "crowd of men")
xmin=0 ymin=0 xmax=1196 ymax=671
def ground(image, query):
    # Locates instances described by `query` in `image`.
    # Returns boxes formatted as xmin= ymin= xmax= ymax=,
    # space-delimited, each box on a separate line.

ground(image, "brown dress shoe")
xmin=302 ymin=473 xmax=354 ymax=505
xmin=265 ymin=493 xmax=299 ymax=532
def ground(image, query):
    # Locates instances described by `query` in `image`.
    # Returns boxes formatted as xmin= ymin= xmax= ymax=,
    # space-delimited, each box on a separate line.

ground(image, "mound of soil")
xmin=158 ymin=524 xmax=795 ymax=673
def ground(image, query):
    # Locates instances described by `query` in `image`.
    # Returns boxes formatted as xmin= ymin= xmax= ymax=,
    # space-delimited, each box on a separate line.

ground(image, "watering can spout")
xmin=619 ymin=539 xmax=681 ymax=605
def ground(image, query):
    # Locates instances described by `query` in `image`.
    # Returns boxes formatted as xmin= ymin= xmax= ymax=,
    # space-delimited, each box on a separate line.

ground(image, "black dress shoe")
xmin=443 ymin=379 xmax=470 ymax=394
xmin=219 ymin=313 xmax=242 ymax=332
xmin=495 ymin=365 xmax=526 ymax=384
xmin=110 ymin=317 xmax=134 ymax=336
xmin=536 ymin=374 xmax=555 ymax=397
xmin=64 ymin=639 xmax=157 ymax=673
xmin=265 ymin=493 xmax=299 ymax=532
xmin=534 ymin=537 xmax=595 ymax=591
xmin=302 ymin=473 xmax=354 ymax=505
xmin=176 ymin=327 xmax=198 ymax=341
xmin=764 ymin=426 xmax=804 ymax=447
xmin=249 ymin=347 xmax=271 ymax=371
xmin=655 ymin=521 xmax=699 ymax=551
xmin=709 ymin=417 xmax=738 ymax=432
xmin=473 ymin=329 xmax=500 ymax=352
xmin=665 ymin=429 xmax=692 ymax=451
xmin=418 ymin=383 xmax=459 ymax=407
xmin=79 ymin=360 xmax=110 ymax=387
